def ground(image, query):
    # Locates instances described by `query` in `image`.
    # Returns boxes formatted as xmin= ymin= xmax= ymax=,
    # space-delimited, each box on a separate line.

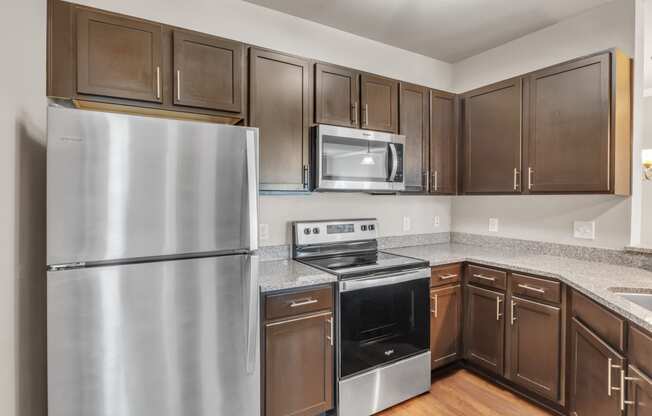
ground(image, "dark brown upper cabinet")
xmin=462 ymin=78 xmax=522 ymax=194
xmin=430 ymin=285 xmax=461 ymax=369
xmin=524 ymin=51 xmax=631 ymax=195
xmin=249 ymin=48 xmax=311 ymax=191
xmin=361 ymin=74 xmax=399 ymax=133
xmin=315 ymin=63 xmax=360 ymax=128
xmin=399 ymin=82 xmax=429 ymax=192
xmin=430 ymin=90 xmax=458 ymax=195
xmin=569 ymin=317 xmax=625 ymax=416
xmin=76 ymin=9 xmax=163 ymax=103
xmin=507 ymin=296 xmax=561 ymax=402
xmin=464 ymin=284 xmax=505 ymax=376
xmin=172 ymin=30 xmax=243 ymax=113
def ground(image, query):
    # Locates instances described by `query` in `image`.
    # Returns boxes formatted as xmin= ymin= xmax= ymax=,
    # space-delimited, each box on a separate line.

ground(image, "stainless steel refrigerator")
xmin=46 ymin=106 xmax=260 ymax=416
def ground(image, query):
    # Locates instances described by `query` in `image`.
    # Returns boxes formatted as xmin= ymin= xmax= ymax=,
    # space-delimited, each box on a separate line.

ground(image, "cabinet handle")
xmin=496 ymin=296 xmax=502 ymax=321
xmin=433 ymin=170 xmax=439 ymax=192
xmin=424 ymin=170 xmax=430 ymax=192
xmin=439 ymin=273 xmax=458 ymax=280
xmin=473 ymin=273 xmax=496 ymax=282
xmin=513 ymin=168 xmax=520 ymax=191
xmin=363 ymin=104 xmax=369 ymax=126
xmin=303 ymin=164 xmax=310 ymax=187
xmin=352 ymin=102 xmax=358 ymax=124
xmin=608 ymin=358 xmax=622 ymax=397
xmin=176 ymin=69 xmax=181 ymax=101
xmin=326 ymin=317 xmax=334 ymax=347
xmin=517 ymin=283 xmax=545 ymax=294
xmin=434 ymin=294 xmax=438 ymax=318
xmin=156 ymin=66 xmax=161 ymax=100
xmin=289 ymin=298 xmax=318 ymax=308
xmin=622 ymin=371 xmax=640 ymax=409
xmin=510 ymin=300 xmax=517 ymax=325
xmin=528 ymin=167 xmax=534 ymax=190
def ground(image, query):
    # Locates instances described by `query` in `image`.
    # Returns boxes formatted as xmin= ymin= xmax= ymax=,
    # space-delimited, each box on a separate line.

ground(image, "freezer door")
xmin=47 ymin=106 xmax=259 ymax=266
xmin=47 ymin=254 xmax=260 ymax=416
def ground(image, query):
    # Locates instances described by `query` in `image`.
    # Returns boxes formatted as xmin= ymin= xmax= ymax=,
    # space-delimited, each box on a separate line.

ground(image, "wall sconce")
xmin=644 ymin=149 xmax=652 ymax=180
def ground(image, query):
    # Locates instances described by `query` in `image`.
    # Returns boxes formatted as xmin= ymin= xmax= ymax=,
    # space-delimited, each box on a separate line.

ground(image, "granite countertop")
xmin=257 ymin=258 xmax=336 ymax=292
xmin=385 ymin=243 xmax=652 ymax=333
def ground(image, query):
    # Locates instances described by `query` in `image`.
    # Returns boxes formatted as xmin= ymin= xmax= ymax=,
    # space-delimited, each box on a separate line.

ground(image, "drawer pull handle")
xmin=289 ymin=298 xmax=318 ymax=308
xmin=473 ymin=273 xmax=496 ymax=282
xmin=517 ymin=283 xmax=545 ymax=294
xmin=439 ymin=273 xmax=458 ymax=280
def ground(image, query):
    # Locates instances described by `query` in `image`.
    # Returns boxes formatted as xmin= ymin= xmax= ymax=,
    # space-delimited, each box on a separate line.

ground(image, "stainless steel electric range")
xmin=293 ymin=219 xmax=431 ymax=416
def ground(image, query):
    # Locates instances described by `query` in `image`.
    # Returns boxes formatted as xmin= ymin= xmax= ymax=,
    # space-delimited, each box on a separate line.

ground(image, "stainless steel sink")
xmin=612 ymin=290 xmax=652 ymax=312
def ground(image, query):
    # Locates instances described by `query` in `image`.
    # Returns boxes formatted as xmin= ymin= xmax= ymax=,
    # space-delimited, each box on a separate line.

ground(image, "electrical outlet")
xmin=259 ymin=223 xmax=270 ymax=241
xmin=402 ymin=216 xmax=411 ymax=232
xmin=434 ymin=216 xmax=440 ymax=227
xmin=488 ymin=218 xmax=499 ymax=233
xmin=574 ymin=221 xmax=595 ymax=240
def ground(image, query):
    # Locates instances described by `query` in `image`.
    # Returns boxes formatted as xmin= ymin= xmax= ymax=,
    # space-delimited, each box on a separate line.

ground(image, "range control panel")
xmin=293 ymin=219 xmax=379 ymax=246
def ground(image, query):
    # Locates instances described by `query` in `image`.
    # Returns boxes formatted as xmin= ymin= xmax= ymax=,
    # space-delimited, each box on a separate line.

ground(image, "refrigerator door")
xmin=47 ymin=106 xmax=258 ymax=266
xmin=47 ymin=254 xmax=260 ymax=416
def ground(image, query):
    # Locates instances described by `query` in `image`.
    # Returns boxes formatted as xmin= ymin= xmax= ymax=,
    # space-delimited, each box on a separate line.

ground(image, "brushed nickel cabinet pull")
xmin=176 ymin=69 xmax=181 ymax=101
xmin=608 ymin=359 xmax=622 ymax=397
xmin=326 ymin=317 xmax=334 ymax=346
xmin=363 ymin=104 xmax=369 ymax=126
xmin=424 ymin=170 xmax=430 ymax=192
xmin=510 ymin=300 xmax=517 ymax=325
xmin=433 ymin=170 xmax=439 ymax=192
xmin=156 ymin=66 xmax=161 ymax=99
xmin=439 ymin=274 xmax=458 ymax=280
xmin=528 ymin=167 xmax=534 ymax=190
xmin=496 ymin=296 xmax=502 ymax=321
xmin=352 ymin=102 xmax=358 ymax=124
xmin=517 ymin=283 xmax=545 ymax=294
xmin=513 ymin=168 xmax=520 ymax=191
xmin=473 ymin=273 xmax=496 ymax=282
xmin=622 ymin=372 xmax=640 ymax=409
xmin=289 ymin=298 xmax=318 ymax=308
xmin=434 ymin=294 xmax=438 ymax=318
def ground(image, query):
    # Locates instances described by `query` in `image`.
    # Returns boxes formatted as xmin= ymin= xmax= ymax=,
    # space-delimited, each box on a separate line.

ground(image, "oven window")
xmin=321 ymin=135 xmax=388 ymax=182
xmin=339 ymin=278 xmax=429 ymax=378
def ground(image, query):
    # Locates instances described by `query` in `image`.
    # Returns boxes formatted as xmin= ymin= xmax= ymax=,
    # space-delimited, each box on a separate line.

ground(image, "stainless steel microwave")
xmin=312 ymin=125 xmax=406 ymax=192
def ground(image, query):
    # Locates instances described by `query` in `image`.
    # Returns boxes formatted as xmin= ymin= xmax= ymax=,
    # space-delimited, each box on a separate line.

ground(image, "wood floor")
xmin=378 ymin=369 xmax=553 ymax=416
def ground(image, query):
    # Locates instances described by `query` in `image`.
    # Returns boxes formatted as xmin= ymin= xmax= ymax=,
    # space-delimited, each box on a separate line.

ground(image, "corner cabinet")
xmin=399 ymin=82 xmax=430 ymax=192
xmin=462 ymin=78 xmax=522 ymax=194
xmin=249 ymin=48 xmax=312 ymax=191
xmin=263 ymin=286 xmax=334 ymax=416
xmin=464 ymin=284 xmax=505 ymax=375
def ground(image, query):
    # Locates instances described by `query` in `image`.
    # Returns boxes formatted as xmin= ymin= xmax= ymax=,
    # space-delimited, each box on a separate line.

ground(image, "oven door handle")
xmin=388 ymin=143 xmax=398 ymax=182
xmin=339 ymin=268 xmax=429 ymax=292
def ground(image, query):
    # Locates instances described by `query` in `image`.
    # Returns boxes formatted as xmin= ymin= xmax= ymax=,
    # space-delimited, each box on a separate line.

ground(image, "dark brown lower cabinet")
xmin=625 ymin=365 xmax=652 ymax=416
xmin=265 ymin=311 xmax=334 ymax=416
xmin=569 ymin=317 xmax=624 ymax=416
xmin=464 ymin=285 xmax=505 ymax=375
xmin=507 ymin=296 xmax=561 ymax=401
xmin=430 ymin=285 xmax=461 ymax=369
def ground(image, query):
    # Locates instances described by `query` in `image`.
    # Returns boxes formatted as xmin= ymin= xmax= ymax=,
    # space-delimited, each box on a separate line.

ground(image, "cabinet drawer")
xmin=628 ymin=325 xmax=652 ymax=378
xmin=430 ymin=263 xmax=462 ymax=287
xmin=571 ymin=290 xmax=625 ymax=351
xmin=510 ymin=273 xmax=561 ymax=304
xmin=266 ymin=286 xmax=333 ymax=321
xmin=466 ymin=264 xmax=506 ymax=291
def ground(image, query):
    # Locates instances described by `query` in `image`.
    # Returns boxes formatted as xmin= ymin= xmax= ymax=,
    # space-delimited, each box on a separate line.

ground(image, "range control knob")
xmin=360 ymin=225 xmax=367 ymax=231
xmin=303 ymin=228 xmax=311 ymax=235
xmin=368 ymin=224 xmax=375 ymax=231
xmin=312 ymin=227 xmax=320 ymax=234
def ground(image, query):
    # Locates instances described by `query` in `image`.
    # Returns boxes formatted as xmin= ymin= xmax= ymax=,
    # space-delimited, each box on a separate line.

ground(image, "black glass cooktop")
xmin=300 ymin=251 xmax=428 ymax=279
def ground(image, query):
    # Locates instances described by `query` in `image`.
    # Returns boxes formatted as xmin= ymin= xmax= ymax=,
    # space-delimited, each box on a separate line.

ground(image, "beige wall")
xmin=450 ymin=0 xmax=636 ymax=250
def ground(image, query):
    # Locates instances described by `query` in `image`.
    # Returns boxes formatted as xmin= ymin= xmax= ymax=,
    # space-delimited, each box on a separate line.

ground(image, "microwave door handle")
xmin=388 ymin=143 xmax=398 ymax=181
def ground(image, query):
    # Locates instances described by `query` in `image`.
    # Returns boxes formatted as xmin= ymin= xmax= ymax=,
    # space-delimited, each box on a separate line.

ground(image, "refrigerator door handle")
xmin=246 ymin=130 xmax=259 ymax=250
xmin=245 ymin=256 xmax=259 ymax=375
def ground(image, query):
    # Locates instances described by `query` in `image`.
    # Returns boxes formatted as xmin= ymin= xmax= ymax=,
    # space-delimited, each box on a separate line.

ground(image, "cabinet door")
xmin=464 ymin=285 xmax=505 ymax=375
xmin=361 ymin=74 xmax=399 ymax=133
xmin=265 ymin=312 xmax=334 ymax=416
xmin=431 ymin=90 xmax=457 ymax=194
xmin=625 ymin=365 xmax=652 ymax=416
xmin=315 ymin=63 xmax=359 ymax=128
xmin=526 ymin=53 xmax=610 ymax=193
xmin=399 ymin=82 xmax=429 ymax=192
xmin=569 ymin=317 xmax=624 ymax=416
xmin=463 ymin=78 xmax=522 ymax=193
xmin=430 ymin=285 xmax=461 ymax=369
xmin=173 ymin=30 xmax=243 ymax=112
xmin=76 ymin=9 xmax=163 ymax=102
xmin=250 ymin=48 xmax=311 ymax=191
xmin=508 ymin=296 xmax=561 ymax=401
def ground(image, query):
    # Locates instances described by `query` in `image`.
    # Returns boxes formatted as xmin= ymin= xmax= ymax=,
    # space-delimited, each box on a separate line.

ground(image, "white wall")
xmin=642 ymin=97 xmax=652 ymax=246
xmin=450 ymin=0 xmax=636 ymax=250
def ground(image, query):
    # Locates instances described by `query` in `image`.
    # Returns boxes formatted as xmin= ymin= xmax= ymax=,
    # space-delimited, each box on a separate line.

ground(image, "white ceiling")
xmin=243 ymin=0 xmax=614 ymax=62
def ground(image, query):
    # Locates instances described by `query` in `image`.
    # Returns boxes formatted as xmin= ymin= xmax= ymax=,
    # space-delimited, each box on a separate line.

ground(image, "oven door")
xmin=338 ymin=268 xmax=429 ymax=379
xmin=315 ymin=125 xmax=404 ymax=192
